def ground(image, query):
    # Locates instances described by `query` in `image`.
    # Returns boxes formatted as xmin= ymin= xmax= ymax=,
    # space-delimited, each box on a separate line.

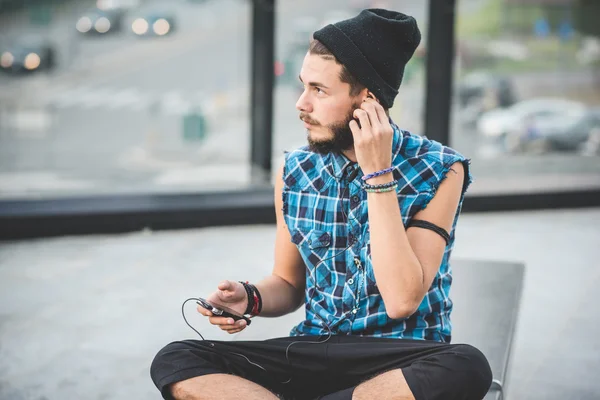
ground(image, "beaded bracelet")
xmin=363 ymin=180 xmax=397 ymax=190
xmin=365 ymin=183 xmax=398 ymax=193
xmin=361 ymin=167 xmax=394 ymax=181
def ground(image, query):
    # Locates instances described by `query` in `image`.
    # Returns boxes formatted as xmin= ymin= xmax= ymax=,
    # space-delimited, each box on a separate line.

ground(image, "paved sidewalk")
xmin=0 ymin=208 xmax=599 ymax=399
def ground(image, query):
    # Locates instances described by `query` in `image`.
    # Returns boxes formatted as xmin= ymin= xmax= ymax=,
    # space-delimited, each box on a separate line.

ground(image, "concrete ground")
xmin=0 ymin=207 xmax=599 ymax=399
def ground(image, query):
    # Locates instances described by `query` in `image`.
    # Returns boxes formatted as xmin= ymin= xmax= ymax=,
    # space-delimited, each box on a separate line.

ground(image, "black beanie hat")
xmin=312 ymin=9 xmax=421 ymax=109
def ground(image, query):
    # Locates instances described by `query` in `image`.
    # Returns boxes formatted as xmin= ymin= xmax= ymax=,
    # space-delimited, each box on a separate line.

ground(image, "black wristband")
xmin=239 ymin=281 xmax=255 ymax=315
xmin=248 ymin=283 xmax=263 ymax=314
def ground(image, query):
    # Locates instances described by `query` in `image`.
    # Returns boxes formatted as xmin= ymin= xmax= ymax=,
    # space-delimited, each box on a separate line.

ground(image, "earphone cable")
xmin=181 ymin=297 xmax=205 ymax=340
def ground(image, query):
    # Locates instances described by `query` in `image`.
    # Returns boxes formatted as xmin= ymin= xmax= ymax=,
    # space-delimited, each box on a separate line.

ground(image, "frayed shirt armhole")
xmin=419 ymin=157 xmax=473 ymax=212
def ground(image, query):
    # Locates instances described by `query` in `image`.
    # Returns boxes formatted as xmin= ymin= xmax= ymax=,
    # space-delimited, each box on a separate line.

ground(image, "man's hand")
xmin=197 ymin=280 xmax=249 ymax=334
xmin=349 ymin=98 xmax=394 ymax=177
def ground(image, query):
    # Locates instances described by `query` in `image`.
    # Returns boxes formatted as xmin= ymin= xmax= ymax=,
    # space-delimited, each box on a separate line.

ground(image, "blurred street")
xmin=0 ymin=0 xmax=599 ymax=198
xmin=0 ymin=0 xmax=256 ymax=196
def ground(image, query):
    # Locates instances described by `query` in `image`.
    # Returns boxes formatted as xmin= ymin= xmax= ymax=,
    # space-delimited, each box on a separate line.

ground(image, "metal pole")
xmin=423 ymin=0 xmax=456 ymax=146
xmin=250 ymin=0 xmax=275 ymax=183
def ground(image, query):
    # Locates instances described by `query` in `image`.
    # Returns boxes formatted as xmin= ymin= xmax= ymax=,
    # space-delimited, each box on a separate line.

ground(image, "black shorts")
xmin=151 ymin=335 xmax=492 ymax=400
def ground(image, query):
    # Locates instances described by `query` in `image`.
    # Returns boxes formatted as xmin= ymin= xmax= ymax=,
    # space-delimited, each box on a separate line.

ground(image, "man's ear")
xmin=361 ymin=89 xmax=380 ymax=103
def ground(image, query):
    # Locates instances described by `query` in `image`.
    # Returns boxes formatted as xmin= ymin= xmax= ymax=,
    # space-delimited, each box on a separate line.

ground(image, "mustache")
xmin=299 ymin=113 xmax=320 ymax=126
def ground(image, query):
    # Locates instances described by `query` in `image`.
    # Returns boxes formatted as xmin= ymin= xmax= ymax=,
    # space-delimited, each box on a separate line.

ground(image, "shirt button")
xmin=352 ymin=308 xmax=358 ymax=314
xmin=351 ymin=195 xmax=360 ymax=204
xmin=348 ymin=278 xmax=354 ymax=285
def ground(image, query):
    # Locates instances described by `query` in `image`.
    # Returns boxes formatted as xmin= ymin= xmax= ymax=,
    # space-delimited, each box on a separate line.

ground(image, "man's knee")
xmin=170 ymin=378 xmax=200 ymax=400
xmin=150 ymin=340 xmax=214 ymax=398
xmin=151 ymin=341 xmax=190 ymax=385
xmin=451 ymin=344 xmax=493 ymax=397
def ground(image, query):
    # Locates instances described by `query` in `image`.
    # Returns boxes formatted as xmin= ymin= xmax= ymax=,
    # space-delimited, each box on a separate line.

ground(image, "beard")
xmin=301 ymin=102 xmax=359 ymax=155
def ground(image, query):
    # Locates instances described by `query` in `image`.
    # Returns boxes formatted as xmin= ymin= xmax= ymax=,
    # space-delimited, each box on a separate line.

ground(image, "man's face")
xmin=296 ymin=54 xmax=361 ymax=154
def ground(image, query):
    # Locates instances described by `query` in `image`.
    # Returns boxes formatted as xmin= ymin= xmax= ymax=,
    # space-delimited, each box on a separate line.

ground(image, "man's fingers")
xmin=208 ymin=316 xmax=237 ymax=325
xmin=353 ymin=109 xmax=371 ymax=134
xmin=349 ymin=119 xmax=361 ymax=139
xmin=369 ymin=98 xmax=388 ymax=124
xmin=361 ymin=101 xmax=382 ymax=127
xmin=215 ymin=319 xmax=247 ymax=333
xmin=217 ymin=280 xmax=232 ymax=291
xmin=208 ymin=316 xmax=247 ymax=326
xmin=196 ymin=305 xmax=213 ymax=317
xmin=221 ymin=322 xmax=247 ymax=331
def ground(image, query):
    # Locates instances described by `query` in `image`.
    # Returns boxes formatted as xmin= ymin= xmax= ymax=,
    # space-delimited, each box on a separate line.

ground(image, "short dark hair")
xmin=308 ymin=39 xmax=365 ymax=97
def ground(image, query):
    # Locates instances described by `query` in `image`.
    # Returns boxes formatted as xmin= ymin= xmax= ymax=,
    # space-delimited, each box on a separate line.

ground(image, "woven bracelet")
xmin=361 ymin=167 xmax=394 ymax=181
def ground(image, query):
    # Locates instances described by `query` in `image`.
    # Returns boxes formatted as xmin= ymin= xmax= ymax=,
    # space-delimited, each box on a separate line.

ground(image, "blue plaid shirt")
xmin=282 ymin=123 xmax=472 ymax=343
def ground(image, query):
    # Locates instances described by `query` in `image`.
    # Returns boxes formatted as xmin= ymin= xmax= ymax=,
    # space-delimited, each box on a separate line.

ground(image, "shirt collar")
xmin=330 ymin=151 xmax=356 ymax=181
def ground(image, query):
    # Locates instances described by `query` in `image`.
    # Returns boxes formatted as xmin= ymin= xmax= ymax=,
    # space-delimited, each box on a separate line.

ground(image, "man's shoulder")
xmin=392 ymin=126 xmax=472 ymax=194
xmin=393 ymin=127 xmax=469 ymax=167
xmin=282 ymin=147 xmax=333 ymax=192
xmin=284 ymin=145 xmax=312 ymax=161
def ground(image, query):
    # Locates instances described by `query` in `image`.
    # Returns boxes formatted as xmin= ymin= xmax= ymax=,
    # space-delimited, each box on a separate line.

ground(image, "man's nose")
xmin=295 ymin=90 xmax=312 ymax=113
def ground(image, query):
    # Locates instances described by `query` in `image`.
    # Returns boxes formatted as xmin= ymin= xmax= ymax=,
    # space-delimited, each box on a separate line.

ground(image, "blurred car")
xmin=0 ymin=38 xmax=56 ymax=74
xmin=76 ymin=7 xmax=126 ymax=35
xmin=504 ymin=108 xmax=600 ymax=153
xmin=477 ymin=98 xmax=587 ymax=138
xmin=130 ymin=9 xmax=176 ymax=37
xmin=457 ymin=72 xmax=516 ymax=109
xmin=457 ymin=72 xmax=517 ymax=127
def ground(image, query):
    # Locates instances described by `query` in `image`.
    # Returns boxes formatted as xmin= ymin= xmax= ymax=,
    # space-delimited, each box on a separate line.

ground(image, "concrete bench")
xmin=236 ymin=258 xmax=525 ymax=399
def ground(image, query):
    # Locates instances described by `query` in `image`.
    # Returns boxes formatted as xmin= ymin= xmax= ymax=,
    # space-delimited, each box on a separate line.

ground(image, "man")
xmin=151 ymin=9 xmax=492 ymax=400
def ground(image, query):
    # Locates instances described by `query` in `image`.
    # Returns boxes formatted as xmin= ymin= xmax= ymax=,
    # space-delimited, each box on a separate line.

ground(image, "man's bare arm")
xmin=368 ymin=161 xmax=465 ymax=318
xmin=253 ymin=163 xmax=306 ymax=317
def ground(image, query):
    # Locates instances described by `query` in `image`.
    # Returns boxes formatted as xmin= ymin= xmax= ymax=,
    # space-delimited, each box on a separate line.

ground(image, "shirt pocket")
xmin=291 ymin=228 xmax=333 ymax=290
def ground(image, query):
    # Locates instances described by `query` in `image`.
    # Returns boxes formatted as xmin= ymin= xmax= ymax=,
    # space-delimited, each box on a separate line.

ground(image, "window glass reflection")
xmin=453 ymin=0 xmax=600 ymax=193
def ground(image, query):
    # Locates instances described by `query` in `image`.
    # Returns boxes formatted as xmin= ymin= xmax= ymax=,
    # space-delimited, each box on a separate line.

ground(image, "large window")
xmin=0 ymin=0 xmax=251 ymax=199
xmin=1 ymin=0 xmax=598 ymax=239
xmin=452 ymin=0 xmax=600 ymax=194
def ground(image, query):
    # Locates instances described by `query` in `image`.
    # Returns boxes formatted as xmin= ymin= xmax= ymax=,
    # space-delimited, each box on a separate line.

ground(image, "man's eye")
xmin=315 ymin=87 xmax=324 ymax=94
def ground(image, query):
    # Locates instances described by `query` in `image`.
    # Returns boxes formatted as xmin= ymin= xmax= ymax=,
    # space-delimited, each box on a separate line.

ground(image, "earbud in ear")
xmin=366 ymin=92 xmax=379 ymax=103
